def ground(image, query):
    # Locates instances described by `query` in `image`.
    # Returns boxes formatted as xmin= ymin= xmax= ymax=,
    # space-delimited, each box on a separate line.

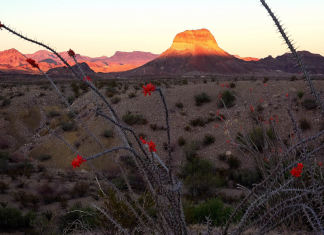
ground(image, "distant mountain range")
xmin=0 ymin=49 xmax=159 ymax=74
xmin=1 ymin=28 xmax=323 ymax=77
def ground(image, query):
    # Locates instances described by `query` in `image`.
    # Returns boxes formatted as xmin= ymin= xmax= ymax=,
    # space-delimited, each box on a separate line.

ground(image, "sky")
xmin=1 ymin=0 xmax=323 ymax=58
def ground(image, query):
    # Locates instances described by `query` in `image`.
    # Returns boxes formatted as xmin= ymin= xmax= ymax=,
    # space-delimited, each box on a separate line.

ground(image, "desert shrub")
xmin=0 ymin=151 xmax=10 ymax=172
xmin=290 ymin=75 xmax=297 ymax=81
xmin=175 ymin=101 xmax=184 ymax=109
xmin=227 ymin=155 xmax=241 ymax=169
xmin=107 ymin=80 xmax=118 ymax=87
xmin=178 ymin=136 xmax=186 ymax=146
xmin=202 ymin=133 xmax=215 ymax=146
xmin=299 ymin=118 xmax=311 ymax=130
xmin=106 ymin=86 xmax=117 ymax=96
xmin=190 ymin=117 xmax=205 ymax=127
xmin=150 ymin=123 xmax=158 ymax=131
xmin=39 ymin=92 xmax=46 ymax=97
xmin=184 ymin=126 xmax=191 ymax=132
xmin=61 ymin=121 xmax=75 ymax=131
xmin=218 ymin=153 xmax=227 ymax=161
xmin=297 ymin=90 xmax=305 ymax=101
xmin=38 ymin=154 xmax=52 ymax=162
xmin=194 ymin=92 xmax=211 ymax=106
xmin=37 ymin=183 xmax=60 ymax=204
xmin=231 ymin=168 xmax=262 ymax=188
xmin=0 ymin=206 xmax=36 ymax=231
xmin=218 ymin=90 xmax=236 ymax=108
xmin=128 ymin=92 xmax=136 ymax=98
xmin=229 ymin=82 xmax=236 ymax=88
xmin=79 ymin=82 xmax=89 ymax=93
xmin=48 ymin=110 xmax=60 ymax=118
xmin=1 ymin=98 xmax=11 ymax=107
xmin=12 ymin=190 xmax=40 ymax=210
xmin=184 ymin=197 xmax=241 ymax=227
xmin=70 ymin=82 xmax=80 ymax=95
xmin=70 ymin=181 xmax=89 ymax=198
xmin=112 ymin=177 xmax=127 ymax=190
xmin=237 ymin=127 xmax=274 ymax=152
xmin=0 ymin=181 xmax=9 ymax=193
xmin=263 ymin=77 xmax=269 ymax=83
xmin=302 ymin=99 xmax=317 ymax=110
xmin=162 ymin=142 xmax=176 ymax=152
xmin=183 ymin=140 xmax=200 ymax=162
xmin=67 ymin=96 xmax=74 ymax=104
xmin=103 ymin=129 xmax=114 ymax=138
xmin=120 ymin=155 xmax=136 ymax=170
xmin=111 ymin=96 xmax=121 ymax=104
xmin=180 ymin=156 xmax=224 ymax=198
xmin=122 ymin=111 xmax=147 ymax=125
xmin=203 ymin=79 xmax=207 ymax=83
xmin=59 ymin=203 xmax=97 ymax=232
xmin=182 ymin=79 xmax=188 ymax=85
xmin=256 ymin=104 xmax=264 ymax=112
xmin=128 ymin=172 xmax=145 ymax=190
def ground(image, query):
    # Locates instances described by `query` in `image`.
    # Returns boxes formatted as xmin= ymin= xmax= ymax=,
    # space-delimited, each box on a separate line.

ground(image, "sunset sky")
xmin=1 ymin=0 xmax=323 ymax=58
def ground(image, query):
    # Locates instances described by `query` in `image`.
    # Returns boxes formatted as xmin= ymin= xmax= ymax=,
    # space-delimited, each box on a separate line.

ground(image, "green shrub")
xmin=48 ymin=110 xmax=60 ymax=118
xmin=229 ymin=82 xmax=236 ymax=88
xmin=67 ymin=96 xmax=74 ymax=105
xmin=70 ymin=82 xmax=80 ymax=94
xmin=182 ymin=79 xmax=188 ymax=85
xmin=39 ymin=92 xmax=46 ymax=97
xmin=190 ymin=117 xmax=205 ymax=127
xmin=203 ymin=133 xmax=215 ymax=146
xmin=111 ymin=96 xmax=121 ymax=104
xmin=175 ymin=101 xmax=184 ymax=109
xmin=70 ymin=181 xmax=89 ymax=198
xmin=218 ymin=153 xmax=227 ymax=161
xmin=103 ymin=129 xmax=114 ymax=138
xmin=231 ymin=168 xmax=262 ymax=188
xmin=184 ymin=197 xmax=241 ymax=226
xmin=263 ymin=77 xmax=269 ymax=83
xmin=194 ymin=92 xmax=211 ymax=106
xmin=178 ymin=136 xmax=186 ymax=146
xmin=180 ymin=157 xmax=223 ymax=197
xmin=122 ymin=111 xmax=148 ymax=125
xmin=290 ymin=75 xmax=297 ymax=81
xmin=302 ymin=99 xmax=317 ymax=110
xmin=0 ymin=206 xmax=36 ymax=231
xmin=128 ymin=92 xmax=136 ymax=98
xmin=38 ymin=154 xmax=52 ymax=162
xmin=297 ymin=90 xmax=305 ymax=101
xmin=184 ymin=126 xmax=191 ymax=132
xmin=299 ymin=118 xmax=311 ymax=130
xmin=218 ymin=90 xmax=236 ymax=108
xmin=227 ymin=155 xmax=241 ymax=169
xmin=112 ymin=177 xmax=127 ymax=190
xmin=183 ymin=140 xmax=200 ymax=162
xmin=61 ymin=121 xmax=75 ymax=131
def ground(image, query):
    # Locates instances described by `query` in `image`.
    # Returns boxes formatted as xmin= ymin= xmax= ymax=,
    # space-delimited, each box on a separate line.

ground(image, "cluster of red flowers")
xmin=142 ymin=83 xmax=156 ymax=96
xmin=0 ymin=21 xmax=4 ymax=30
xmin=26 ymin=58 xmax=39 ymax=69
xmin=139 ymin=137 xmax=157 ymax=152
xmin=71 ymin=155 xmax=87 ymax=169
xmin=290 ymin=163 xmax=304 ymax=177
xmin=68 ymin=49 xmax=75 ymax=57
xmin=83 ymin=76 xmax=92 ymax=81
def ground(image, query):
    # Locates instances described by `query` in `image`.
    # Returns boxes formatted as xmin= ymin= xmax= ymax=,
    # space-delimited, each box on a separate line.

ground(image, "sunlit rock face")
xmin=164 ymin=28 xmax=230 ymax=57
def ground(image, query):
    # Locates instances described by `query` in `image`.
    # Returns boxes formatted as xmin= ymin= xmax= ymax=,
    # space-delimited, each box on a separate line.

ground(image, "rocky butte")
xmin=117 ymin=28 xmax=254 ymax=77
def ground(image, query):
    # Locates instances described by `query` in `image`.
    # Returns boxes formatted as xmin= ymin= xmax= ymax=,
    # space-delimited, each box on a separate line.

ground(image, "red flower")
xmin=214 ymin=125 xmax=219 ymax=128
xmin=83 ymin=76 xmax=92 ymax=81
xmin=260 ymin=99 xmax=263 ymax=102
xmin=71 ymin=155 xmax=87 ymax=169
xmin=226 ymin=82 xmax=229 ymax=88
xmin=221 ymin=84 xmax=225 ymax=87
xmin=0 ymin=21 xmax=4 ymax=30
xmin=227 ymin=140 xmax=230 ymax=143
xmin=250 ymin=105 xmax=254 ymax=112
xmin=249 ymin=88 xmax=252 ymax=91
xmin=264 ymin=83 xmax=267 ymax=86
xmin=147 ymin=140 xmax=156 ymax=152
xmin=219 ymin=94 xmax=222 ymax=98
xmin=26 ymin=58 xmax=39 ymax=68
xmin=319 ymin=163 xmax=323 ymax=166
xmin=68 ymin=49 xmax=75 ymax=57
xmin=286 ymin=93 xmax=289 ymax=97
xmin=290 ymin=163 xmax=304 ymax=177
xmin=139 ymin=136 xmax=147 ymax=144
xmin=265 ymin=158 xmax=268 ymax=162
xmin=142 ymin=83 xmax=156 ymax=96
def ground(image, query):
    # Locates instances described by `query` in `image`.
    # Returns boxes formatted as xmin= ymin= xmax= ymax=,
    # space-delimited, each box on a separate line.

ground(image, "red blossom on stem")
xmin=0 ymin=21 xmax=4 ymax=30
xmin=264 ymin=83 xmax=267 ymax=86
xmin=227 ymin=140 xmax=230 ymax=143
xmin=319 ymin=163 xmax=323 ymax=166
xmin=286 ymin=93 xmax=289 ymax=97
xmin=139 ymin=136 xmax=146 ymax=144
xmin=142 ymin=83 xmax=156 ymax=96
xmin=68 ymin=49 xmax=75 ymax=57
xmin=26 ymin=58 xmax=39 ymax=69
xmin=250 ymin=105 xmax=254 ymax=112
xmin=83 ymin=76 xmax=92 ymax=81
xmin=219 ymin=94 xmax=222 ymax=98
xmin=71 ymin=155 xmax=87 ymax=169
xmin=226 ymin=82 xmax=229 ymax=88
xmin=265 ymin=158 xmax=268 ymax=162
xmin=147 ymin=140 xmax=157 ymax=152
xmin=290 ymin=163 xmax=304 ymax=177
xmin=221 ymin=84 xmax=225 ymax=87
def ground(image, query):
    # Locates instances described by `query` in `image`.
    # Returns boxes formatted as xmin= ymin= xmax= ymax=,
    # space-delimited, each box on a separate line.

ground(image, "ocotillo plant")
xmin=1 ymin=0 xmax=324 ymax=234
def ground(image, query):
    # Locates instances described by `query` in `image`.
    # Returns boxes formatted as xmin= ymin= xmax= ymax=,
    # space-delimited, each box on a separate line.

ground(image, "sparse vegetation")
xmin=122 ymin=111 xmax=148 ymax=125
xmin=194 ymin=92 xmax=211 ymax=106
xmin=299 ymin=118 xmax=311 ymax=130
xmin=218 ymin=90 xmax=236 ymax=108
xmin=302 ymin=98 xmax=317 ymax=110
